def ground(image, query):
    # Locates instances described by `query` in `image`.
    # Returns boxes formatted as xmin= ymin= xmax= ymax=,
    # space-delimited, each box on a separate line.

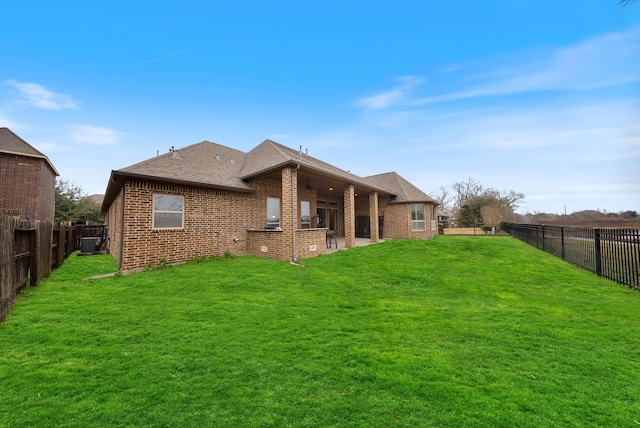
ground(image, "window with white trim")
xmin=153 ymin=194 xmax=184 ymax=229
xmin=411 ymin=204 xmax=426 ymax=231
xmin=266 ymin=197 xmax=281 ymax=228
xmin=300 ymin=201 xmax=311 ymax=229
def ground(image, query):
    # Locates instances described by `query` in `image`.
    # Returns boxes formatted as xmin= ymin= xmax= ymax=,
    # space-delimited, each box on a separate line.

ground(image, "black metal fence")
xmin=500 ymin=223 xmax=639 ymax=290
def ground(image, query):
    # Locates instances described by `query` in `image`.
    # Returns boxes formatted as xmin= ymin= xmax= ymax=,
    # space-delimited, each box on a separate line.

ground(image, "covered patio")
xmin=325 ymin=236 xmax=385 ymax=254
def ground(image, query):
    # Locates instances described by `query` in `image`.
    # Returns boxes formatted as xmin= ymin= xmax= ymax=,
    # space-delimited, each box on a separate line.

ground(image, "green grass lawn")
xmin=1 ymin=236 xmax=639 ymax=427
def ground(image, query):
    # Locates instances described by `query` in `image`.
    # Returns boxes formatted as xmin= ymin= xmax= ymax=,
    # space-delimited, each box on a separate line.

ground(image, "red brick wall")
xmin=246 ymin=230 xmax=287 ymax=260
xmin=104 ymin=173 xmax=437 ymax=274
xmin=382 ymin=202 xmax=438 ymax=239
xmin=106 ymin=177 xmax=329 ymax=273
xmin=106 ymin=188 xmax=123 ymax=265
xmin=295 ymin=229 xmax=327 ymax=259
xmin=245 ymin=228 xmax=326 ymax=261
xmin=38 ymin=160 xmax=56 ymax=222
xmin=115 ymin=180 xmax=263 ymax=273
xmin=0 ymin=153 xmax=56 ymax=222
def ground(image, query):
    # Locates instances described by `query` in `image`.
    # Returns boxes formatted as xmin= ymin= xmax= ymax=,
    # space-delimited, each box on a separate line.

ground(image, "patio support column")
xmin=281 ymin=166 xmax=297 ymax=261
xmin=344 ymin=184 xmax=356 ymax=248
xmin=369 ymin=191 xmax=379 ymax=243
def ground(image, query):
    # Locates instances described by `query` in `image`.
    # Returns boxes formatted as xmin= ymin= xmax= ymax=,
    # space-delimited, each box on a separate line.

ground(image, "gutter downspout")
xmin=119 ymin=187 xmax=125 ymax=270
xmin=291 ymin=164 xmax=301 ymax=262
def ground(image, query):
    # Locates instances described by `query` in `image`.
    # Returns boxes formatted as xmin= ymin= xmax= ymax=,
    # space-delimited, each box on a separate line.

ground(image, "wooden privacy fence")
xmin=0 ymin=214 xmax=77 ymax=321
xmin=501 ymin=223 xmax=640 ymax=290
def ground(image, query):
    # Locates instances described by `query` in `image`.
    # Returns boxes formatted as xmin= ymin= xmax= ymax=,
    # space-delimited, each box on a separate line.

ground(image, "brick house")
xmin=102 ymin=139 xmax=438 ymax=274
xmin=0 ymin=128 xmax=59 ymax=223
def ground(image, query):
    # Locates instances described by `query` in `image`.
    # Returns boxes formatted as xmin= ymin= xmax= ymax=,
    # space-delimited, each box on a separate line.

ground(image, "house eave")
xmin=388 ymin=199 xmax=440 ymax=205
xmin=101 ymin=170 xmax=257 ymax=213
xmin=242 ymin=161 xmax=395 ymax=196
xmin=0 ymin=149 xmax=60 ymax=176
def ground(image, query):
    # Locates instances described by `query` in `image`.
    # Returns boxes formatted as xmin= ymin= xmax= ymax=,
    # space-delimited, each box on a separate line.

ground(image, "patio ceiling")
xmin=253 ymin=167 xmax=395 ymax=200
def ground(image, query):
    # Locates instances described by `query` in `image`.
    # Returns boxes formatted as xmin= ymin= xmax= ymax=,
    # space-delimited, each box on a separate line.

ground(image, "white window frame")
xmin=300 ymin=200 xmax=311 ymax=229
xmin=153 ymin=194 xmax=184 ymax=229
xmin=411 ymin=204 xmax=426 ymax=231
xmin=266 ymin=197 xmax=281 ymax=228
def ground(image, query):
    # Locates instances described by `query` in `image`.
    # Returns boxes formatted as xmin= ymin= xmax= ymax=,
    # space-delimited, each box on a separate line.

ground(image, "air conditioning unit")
xmin=81 ymin=237 xmax=100 ymax=254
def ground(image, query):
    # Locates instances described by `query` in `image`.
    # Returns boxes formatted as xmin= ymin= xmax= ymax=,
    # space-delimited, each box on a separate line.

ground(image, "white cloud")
xmin=68 ymin=125 xmax=124 ymax=145
xmin=341 ymin=86 xmax=640 ymax=213
xmin=357 ymin=76 xmax=424 ymax=110
xmin=32 ymin=140 xmax=70 ymax=153
xmin=406 ymin=99 xmax=640 ymax=159
xmin=7 ymin=80 xmax=79 ymax=110
xmin=411 ymin=27 xmax=640 ymax=105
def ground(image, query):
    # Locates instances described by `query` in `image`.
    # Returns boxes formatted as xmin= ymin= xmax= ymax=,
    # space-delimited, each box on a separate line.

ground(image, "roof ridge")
xmin=261 ymin=139 xmax=292 ymax=162
xmin=198 ymin=140 xmax=249 ymax=156
xmin=365 ymin=171 xmax=399 ymax=179
xmin=119 ymin=140 xmax=248 ymax=172
xmin=118 ymin=148 xmax=174 ymax=171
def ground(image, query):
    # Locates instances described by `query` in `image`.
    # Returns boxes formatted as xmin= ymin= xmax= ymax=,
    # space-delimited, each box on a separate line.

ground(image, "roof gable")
xmin=364 ymin=172 xmax=436 ymax=204
xmin=239 ymin=139 xmax=292 ymax=177
xmin=241 ymin=140 xmax=392 ymax=193
xmin=0 ymin=127 xmax=59 ymax=175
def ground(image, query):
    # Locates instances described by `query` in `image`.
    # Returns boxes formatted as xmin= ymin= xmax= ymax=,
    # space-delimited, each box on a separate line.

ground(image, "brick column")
xmin=344 ymin=184 xmax=355 ymax=248
xmin=369 ymin=191 xmax=379 ymax=243
xmin=281 ymin=167 xmax=297 ymax=260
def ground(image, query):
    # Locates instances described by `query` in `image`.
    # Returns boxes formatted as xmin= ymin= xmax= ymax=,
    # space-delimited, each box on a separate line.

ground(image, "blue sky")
xmin=1 ymin=1 xmax=638 ymax=214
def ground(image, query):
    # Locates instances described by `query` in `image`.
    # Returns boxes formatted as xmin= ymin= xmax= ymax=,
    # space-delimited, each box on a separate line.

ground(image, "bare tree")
xmin=498 ymin=189 xmax=526 ymax=212
xmin=452 ymin=177 xmax=483 ymax=211
xmin=449 ymin=177 xmax=525 ymax=223
xmin=430 ymin=186 xmax=454 ymax=215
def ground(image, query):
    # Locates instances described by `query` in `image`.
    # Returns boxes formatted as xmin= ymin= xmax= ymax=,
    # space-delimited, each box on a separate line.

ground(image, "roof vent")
xmin=215 ymin=153 xmax=221 ymax=161
xmin=230 ymin=157 xmax=235 ymax=164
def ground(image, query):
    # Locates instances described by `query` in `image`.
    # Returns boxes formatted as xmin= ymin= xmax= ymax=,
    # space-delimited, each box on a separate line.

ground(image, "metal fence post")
xmin=594 ymin=228 xmax=602 ymax=277
xmin=560 ymin=226 xmax=565 ymax=260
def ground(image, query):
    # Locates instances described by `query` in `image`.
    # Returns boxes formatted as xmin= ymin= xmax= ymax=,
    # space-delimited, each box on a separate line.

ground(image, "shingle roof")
xmin=102 ymin=139 xmax=435 ymax=211
xmin=364 ymin=172 xmax=437 ymax=204
xmin=241 ymin=140 xmax=392 ymax=192
xmin=0 ymin=127 xmax=59 ymax=175
xmin=117 ymin=141 xmax=253 ymax=192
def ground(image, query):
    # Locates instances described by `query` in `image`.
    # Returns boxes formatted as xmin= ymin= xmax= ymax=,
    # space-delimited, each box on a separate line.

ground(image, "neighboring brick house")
xmin=0 ymin=128 xmax=59 ymax=223
xmin=102 ymin=139 xmax=438 ymax=274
